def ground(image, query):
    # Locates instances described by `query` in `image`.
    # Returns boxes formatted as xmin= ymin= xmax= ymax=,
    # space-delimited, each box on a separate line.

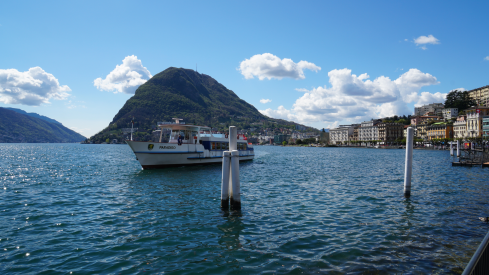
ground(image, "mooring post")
xmin=220 ymin=126 xmax=240 ymax=210
xmin=450 ymin=141 xmax=453 ymax=156
xmin=404 ymin=127 xmax=413 ymax=197
xmin=230 ymin=150 xmax=241 ymax=210
xmin=221 ymin=151 xmax=231 ymax=209
xmin=457 ymin=140 xmax=460 ymax=157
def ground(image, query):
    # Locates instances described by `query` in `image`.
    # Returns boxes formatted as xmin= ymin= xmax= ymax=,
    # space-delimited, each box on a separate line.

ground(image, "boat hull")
xmin=126 ymin=140 xmax=254 ymax=169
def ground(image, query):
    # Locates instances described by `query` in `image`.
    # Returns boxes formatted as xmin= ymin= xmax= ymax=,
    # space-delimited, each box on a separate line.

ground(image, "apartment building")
xmin=426 ymin=122 xmax=453 ymax=140
xmin=358 ymin=120 xmax=381 ymax=141
xmin=453 ymin=115 xmax=467 ymax=139
xmin=483 ymin=116 xmax=489 ymax=138
xmin=415 ymin=117 xmax=443 ymax=140
xmin=378 ymin=123 xmax=404 ymax=143
xmin=410 ymin=115 xmax=442 ymax=126
xmin=466 ymin=107 xmax=489 ymax=138
xmin=329 ymin=125 xmax=355 ymax=145
xmin=468 ymin=85 xmax=489 ymax=107
xmin=442 ymin=108 xmax=458 ymax=120
xmin=414 ymin=103 xmax=444 ymax=116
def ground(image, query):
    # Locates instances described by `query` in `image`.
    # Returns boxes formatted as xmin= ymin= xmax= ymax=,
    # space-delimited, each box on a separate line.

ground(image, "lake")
xmin=1 ymin=144 xmax=488 ymax=274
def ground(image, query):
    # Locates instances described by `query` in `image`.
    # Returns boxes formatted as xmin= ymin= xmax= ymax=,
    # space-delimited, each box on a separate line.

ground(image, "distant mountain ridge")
xmin=4 ymin=107 xmax=62 ymax=125
xmin=0 ymin=107 xmax=86 ymax=143
xmin=90 ymin=67 xmax=316 ymax=142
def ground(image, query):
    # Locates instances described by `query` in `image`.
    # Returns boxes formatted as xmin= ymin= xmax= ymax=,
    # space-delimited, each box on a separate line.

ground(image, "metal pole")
xmin=404 ymin=127 xmax=414 ymax=197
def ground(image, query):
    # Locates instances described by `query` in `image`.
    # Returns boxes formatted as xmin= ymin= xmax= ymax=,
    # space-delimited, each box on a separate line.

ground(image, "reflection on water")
xmin=1 ymin=144 xmax=488 ymax=274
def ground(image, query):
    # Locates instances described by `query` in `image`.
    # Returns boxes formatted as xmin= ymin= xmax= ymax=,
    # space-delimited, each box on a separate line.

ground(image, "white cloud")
xmin=414 ymin=92 xmax=447 ymax=107
xmin=94 ymin=55 xmax=152 ymax=94
xmin=259 ymin=98 xmax=272 ymax=104
xmin=484 ymin=56 xmax=489 ymax=61
xmin=259 ymin=68 xmax=441 ymax=126
xmin=0 ymin=67 xmax=71 ymax=106
xmin=413 ymin=35 xmax=440 ymax=50
xmin=414 ymin=35 xmax=440 ymax=45
xmin=239 ymin=53 xmax=320 ymax=80
xmin=260 ymin=105 xmax=297 ymax=121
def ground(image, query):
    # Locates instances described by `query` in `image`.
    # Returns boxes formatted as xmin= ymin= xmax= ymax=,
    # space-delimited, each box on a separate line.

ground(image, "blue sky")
xmin=1 ymin=1 xmax=488 ymax=137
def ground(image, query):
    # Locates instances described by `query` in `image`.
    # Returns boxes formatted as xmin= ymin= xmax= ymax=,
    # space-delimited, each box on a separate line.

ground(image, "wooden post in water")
xmin=221 ymin=151 xmax=231 ymax=209
xmin=450 ymin=141 xmax=453 ymax=156
xmin=404 ymin=127 xmax=413 ymax=198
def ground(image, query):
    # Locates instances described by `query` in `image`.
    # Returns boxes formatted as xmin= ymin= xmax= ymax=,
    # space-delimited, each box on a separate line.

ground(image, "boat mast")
xmin=131 ymin=117 xmax=134 ymax=141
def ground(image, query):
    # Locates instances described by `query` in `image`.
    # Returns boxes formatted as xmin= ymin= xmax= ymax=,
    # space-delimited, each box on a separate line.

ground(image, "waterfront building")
xmin=468 ymin=85 xmax=489 ymax=107
xmin=483 ymin=116 xmax=489 ymax=138
xmin=274 ymin=134 xmax=290 ymax=145
xmin=414 ymin=103 xmax=444 ymax=116
xmin=442 ymin=108 xmax=458 ymax=120
xmin=415 ymin=117 xmax=442 ymax=140
xmin=403 ymin=125 xmax=417 ymax=139
xmin=358 ymin=120 xmax=381 ymax=142
xmin=453 ymin=115 xmax=468 ymax=139
xmin=329 ymin=125 xmax=355 ymax=145
xmin=426 ymin=122 xmax=453 ymax=140
xmin=378 ymin=123 xmax=404 ymax=143
xmin=466 ymin=107 xmax=489 ymax=138
xmin=349 ymin=126 xmax=360 ymax=143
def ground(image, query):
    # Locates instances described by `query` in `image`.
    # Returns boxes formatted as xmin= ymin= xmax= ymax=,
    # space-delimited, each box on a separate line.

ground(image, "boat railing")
xmin=463 ymin=230 xmax=489 ymax=275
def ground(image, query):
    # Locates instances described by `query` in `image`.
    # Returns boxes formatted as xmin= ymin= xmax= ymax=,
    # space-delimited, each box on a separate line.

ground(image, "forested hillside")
xmin=90 ymin=67 xmax=316 ymax=143
xmin=0 ymin=108 xmax=86 ymax=143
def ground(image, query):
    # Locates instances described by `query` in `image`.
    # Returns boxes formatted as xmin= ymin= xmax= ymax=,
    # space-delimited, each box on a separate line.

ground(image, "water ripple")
xmin=1 ymin=144 xmax=488 ymax=274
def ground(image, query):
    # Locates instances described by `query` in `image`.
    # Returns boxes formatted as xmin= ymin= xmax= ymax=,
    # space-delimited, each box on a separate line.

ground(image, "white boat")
xmin=126 ymin=118 xmax=254 ymax=169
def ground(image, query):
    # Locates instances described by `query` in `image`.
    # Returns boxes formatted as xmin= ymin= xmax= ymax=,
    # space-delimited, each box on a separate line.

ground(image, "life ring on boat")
xmin=225 ymin=134 xmax=228 ymax=138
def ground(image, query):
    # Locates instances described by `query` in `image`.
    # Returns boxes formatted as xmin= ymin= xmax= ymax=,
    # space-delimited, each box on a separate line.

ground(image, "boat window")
xmin=224 ymin=142 xmax=229 ymax=150
xmin=217 ymin=142 xmax=221 ymax=150
xmin=212 ymin=142 xmax=216 ymax=150
xmin=243 ymin=144 xmax=247 ymax=150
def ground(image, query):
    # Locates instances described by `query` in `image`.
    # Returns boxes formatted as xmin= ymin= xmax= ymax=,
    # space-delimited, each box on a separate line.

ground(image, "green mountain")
xmin=4 ymin=107 xmax=62 ymax=125
xmin=90 ymin=67 xmax=316 ymax=143
xmin=0 ymin=107 xmax=86 ymax=143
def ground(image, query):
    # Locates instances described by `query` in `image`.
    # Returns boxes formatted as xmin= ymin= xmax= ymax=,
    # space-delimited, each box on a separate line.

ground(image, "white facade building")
xmin=329 ymin=125 xmax=355 ymax=145
xmin=358 ymin=120 xmax=381 ymax=141
xmin=442 ymin=108 xmax=458 ymax=120
xmin=414 ymin=103 xmax=444 ymax=116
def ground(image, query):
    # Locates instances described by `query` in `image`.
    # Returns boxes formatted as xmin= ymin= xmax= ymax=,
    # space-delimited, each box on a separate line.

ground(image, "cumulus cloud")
xmin=414 ymin=92 xmax=447 ymax=107
xmin=484 ymin=56 xmax=489 ymax=61
xmin=260 ymin=98 xmax=272 ymax=104
xmin=259 ymin=68 xmax=441 ymax=127
xmin=0 ymin=67 xmax=71 ymax=106
xmin=239 ymin=53 xmax=320 ymax=80
xmin=94 ymin=55 xmax=152 ymax=94
xmin=413 ymin=35 xmax=440 ymax=50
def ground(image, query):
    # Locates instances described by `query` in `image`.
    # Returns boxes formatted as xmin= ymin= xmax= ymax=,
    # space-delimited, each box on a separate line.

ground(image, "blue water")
xmin=1 ymin=144 xmax=488 ymax=274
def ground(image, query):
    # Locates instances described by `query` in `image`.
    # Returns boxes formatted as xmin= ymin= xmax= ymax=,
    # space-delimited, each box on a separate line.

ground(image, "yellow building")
xmin=468 ymin=85 xmax=489 ymax=107
xmin=426 ymin=122 xmax=453 ymax=140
